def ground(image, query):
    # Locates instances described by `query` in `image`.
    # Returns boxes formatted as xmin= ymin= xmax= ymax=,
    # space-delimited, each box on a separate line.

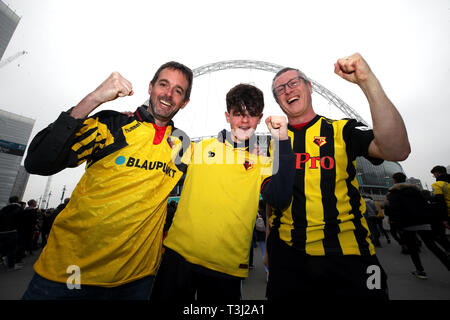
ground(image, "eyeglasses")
xmin=273 ymin=76 xmax=305 ymax=97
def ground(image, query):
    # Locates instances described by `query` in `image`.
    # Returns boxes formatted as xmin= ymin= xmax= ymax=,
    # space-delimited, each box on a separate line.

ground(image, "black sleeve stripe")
xmin=75 ymin=139 xmax=96 ymax=157
xmin=73 ymin=127 xmax=98 ymax=147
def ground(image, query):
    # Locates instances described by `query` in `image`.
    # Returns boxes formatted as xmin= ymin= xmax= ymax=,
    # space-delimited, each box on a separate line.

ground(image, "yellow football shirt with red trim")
xmin=28 ymin=107 xmax=187 ymax=287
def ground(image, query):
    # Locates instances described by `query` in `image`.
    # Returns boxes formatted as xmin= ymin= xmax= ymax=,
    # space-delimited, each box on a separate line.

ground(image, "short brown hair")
xmin=150 ymin=61 xmax=193 ymax=101
xmin=226 ymin=84 xmax=264 ymax=116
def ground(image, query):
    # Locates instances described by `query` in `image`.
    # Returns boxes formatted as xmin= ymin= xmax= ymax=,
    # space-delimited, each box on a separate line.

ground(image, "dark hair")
xmin=9 ymin=196 xmax=19 ymax=204
xmin=27 ymin=199 xmax=36 ymax=206
xmin=226 ymin=84 xmax=264 ymax=116
xmin=272 ymin=67 xmax=309 ymax=103
xmin=431 ymin=165 xmax=447 ymax=175
xmin=150 ymin=61 xmax=193 ymax=101
xmin=392 ymin=172 xmax=406 ymax=183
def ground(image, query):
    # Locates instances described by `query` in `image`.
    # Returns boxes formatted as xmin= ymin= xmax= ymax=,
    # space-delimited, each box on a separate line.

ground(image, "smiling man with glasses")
xmin=265 ymin=53 xmax=411 ymax=300
xmin=272 ymin=75 xmax=305 ymax=97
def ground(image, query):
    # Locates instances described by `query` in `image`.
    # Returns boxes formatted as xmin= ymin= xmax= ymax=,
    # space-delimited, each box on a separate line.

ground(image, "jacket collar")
xmin=287 ymin=114 xmax=321 ymax=132
xmin=437 ymin=173 xmax=450 ymax=183
xmin=135 ymin=105 xmax=174 ymax=127
xmin=217 ymin=129 xmax=258 ymax=153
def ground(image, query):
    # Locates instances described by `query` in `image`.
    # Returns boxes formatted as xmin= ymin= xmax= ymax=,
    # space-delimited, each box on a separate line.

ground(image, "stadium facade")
xmin=0 ymin=109 xmax=35 ymax=207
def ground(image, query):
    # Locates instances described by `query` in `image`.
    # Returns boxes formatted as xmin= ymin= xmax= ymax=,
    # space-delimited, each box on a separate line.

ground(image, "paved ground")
xmin=1 ymin=236 xmax=449 ymax=300
xmin=242 ymin=236 xmax=450 ymax=300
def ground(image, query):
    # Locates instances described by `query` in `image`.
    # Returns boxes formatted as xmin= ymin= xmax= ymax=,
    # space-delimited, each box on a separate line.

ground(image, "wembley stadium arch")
xmin=167 ymin=60 xmax=404 ymax=203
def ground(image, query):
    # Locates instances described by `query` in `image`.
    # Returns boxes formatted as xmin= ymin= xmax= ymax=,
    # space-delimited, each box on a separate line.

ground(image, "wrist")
xmin=71 ymin=93 xmax=102 ymax=119
xmin=358 ymin=73 xmax=379 ymax=93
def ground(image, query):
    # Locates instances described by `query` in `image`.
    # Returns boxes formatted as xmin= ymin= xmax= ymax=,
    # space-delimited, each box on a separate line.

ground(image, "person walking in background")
xmin=22 ymin=61 xmax=193 ymax=300
xmin=430 ymin=165 xmax=450 ymax=230
xmin=421 ymin=189 xmax=450 ymax=255
xmin=374 ymin=200 xmax=391 ymax=244
xmin=0 ymin=196 xmax=24 ymax=271
xmin=24 ymin=199 xmax=41 ymax=254
xmin=363 ymin=195 xmax=381 ymax=247
xmin=384 ymin=172 xmax=450 ymax=279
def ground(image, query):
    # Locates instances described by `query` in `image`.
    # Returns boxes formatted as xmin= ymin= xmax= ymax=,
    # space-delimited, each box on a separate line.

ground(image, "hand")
xmin=121 ymin=111 xmax=134 ymax=117
xmin=90 ymin=72 xmax=134 ymax=105
xmin=334 ymin=53 xmax=374 ymax=85
xmin=71 ymin=72 xmax=134 ymax=119
xmin=265 ymin=116 xmax=288 ymax=140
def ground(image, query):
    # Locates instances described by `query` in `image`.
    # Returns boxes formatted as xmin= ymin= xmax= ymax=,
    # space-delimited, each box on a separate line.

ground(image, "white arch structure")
xmin=192 ymin=60 xmax=369 ymax=126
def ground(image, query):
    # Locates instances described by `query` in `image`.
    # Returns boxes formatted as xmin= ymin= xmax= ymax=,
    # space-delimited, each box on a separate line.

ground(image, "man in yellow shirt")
xmin=22 ymin=62 xmax=193 ymax=300
xmin=150 ymin=84 xmax=295 ymax=301
xmin=431 ymin=165 xmax=450 ymax=229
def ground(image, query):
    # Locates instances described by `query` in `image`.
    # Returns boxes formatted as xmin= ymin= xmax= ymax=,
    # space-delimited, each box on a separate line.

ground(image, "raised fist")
xmin=265 ymin=115 xmax=288 ymax=140
xmin=334 ymin=53 xmax=373 ymax=85
xmin=90 ymin=72 xmax=134 ymax=105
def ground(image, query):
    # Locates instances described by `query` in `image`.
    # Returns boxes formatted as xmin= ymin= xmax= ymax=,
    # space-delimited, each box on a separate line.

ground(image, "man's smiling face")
xmin=148 ymin=68 xmax=190 ymax=124
xmin=273 ymin=70 xmax=314 ymax=123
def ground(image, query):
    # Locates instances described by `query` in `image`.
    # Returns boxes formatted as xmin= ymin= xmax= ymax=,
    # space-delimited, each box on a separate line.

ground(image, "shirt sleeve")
xmin=25 ymin=110 xmax=118 ymax=175
xmin=260 ymin=138 xmax=296 ymax=210
xmin=343 ymin=119 xmax=383 ymax=165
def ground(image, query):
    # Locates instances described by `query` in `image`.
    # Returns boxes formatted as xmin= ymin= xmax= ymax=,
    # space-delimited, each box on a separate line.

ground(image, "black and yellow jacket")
xmin=25 ymin=105 xmax=188 ymax=287
xmin=432 ymin=174 xmax=450 ymax=218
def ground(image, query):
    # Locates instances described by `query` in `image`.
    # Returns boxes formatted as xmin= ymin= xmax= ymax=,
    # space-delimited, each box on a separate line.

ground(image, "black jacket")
xmin=384 ymin=183 xmax=430 ymax=228
xmin=0 ymin=203 xmax=23 ymax=232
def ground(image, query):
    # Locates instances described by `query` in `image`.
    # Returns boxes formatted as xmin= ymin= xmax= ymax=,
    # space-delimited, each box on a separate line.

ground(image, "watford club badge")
xmin=243 ymin=160 xmax=254 ymax=171
xmin=166 ymin=136 xmax=175 ymax=149
xmin=313 ymin=136 xmax=327 ymax=147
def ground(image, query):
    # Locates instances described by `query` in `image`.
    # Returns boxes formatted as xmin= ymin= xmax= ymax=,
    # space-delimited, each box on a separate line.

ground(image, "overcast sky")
xmin=0 ymin=0 xmax=449 ymax=207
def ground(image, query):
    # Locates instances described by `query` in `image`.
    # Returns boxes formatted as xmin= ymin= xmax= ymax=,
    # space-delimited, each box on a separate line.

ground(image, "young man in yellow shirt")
xmin=150 ymin=83 xmax=295 ymax=301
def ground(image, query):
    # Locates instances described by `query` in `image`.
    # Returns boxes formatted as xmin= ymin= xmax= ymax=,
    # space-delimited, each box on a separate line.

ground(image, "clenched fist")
xmin=91 ymin=72 xmax=134 ymax=104
xmin=71 ymin=72 xmax=134 ymax=119
xmin=334 ymin=53 xmax=374 ymax=86
xmin=265 ymin=116 xmax=288 ymax=140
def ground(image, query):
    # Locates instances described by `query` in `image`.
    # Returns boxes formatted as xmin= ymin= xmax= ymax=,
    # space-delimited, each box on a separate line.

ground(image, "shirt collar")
xmin=217 ymin=129 xmax=258 ymax=153
xmin=135 ymin=105 xmax=174 ymax=127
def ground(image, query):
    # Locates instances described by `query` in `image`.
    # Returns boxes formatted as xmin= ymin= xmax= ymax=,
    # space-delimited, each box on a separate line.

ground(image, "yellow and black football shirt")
xmin=163 ymin=130 xmax=295 ymax=278
xmin=270 ymin=115 xmax=383 ymax=256
xmin=25 ymin=106 xmax=189 ymax=287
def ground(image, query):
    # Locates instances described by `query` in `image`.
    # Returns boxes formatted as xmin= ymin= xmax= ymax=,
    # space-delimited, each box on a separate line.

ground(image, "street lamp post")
xmin=46 ymin=191 xmax=52 ymax=209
